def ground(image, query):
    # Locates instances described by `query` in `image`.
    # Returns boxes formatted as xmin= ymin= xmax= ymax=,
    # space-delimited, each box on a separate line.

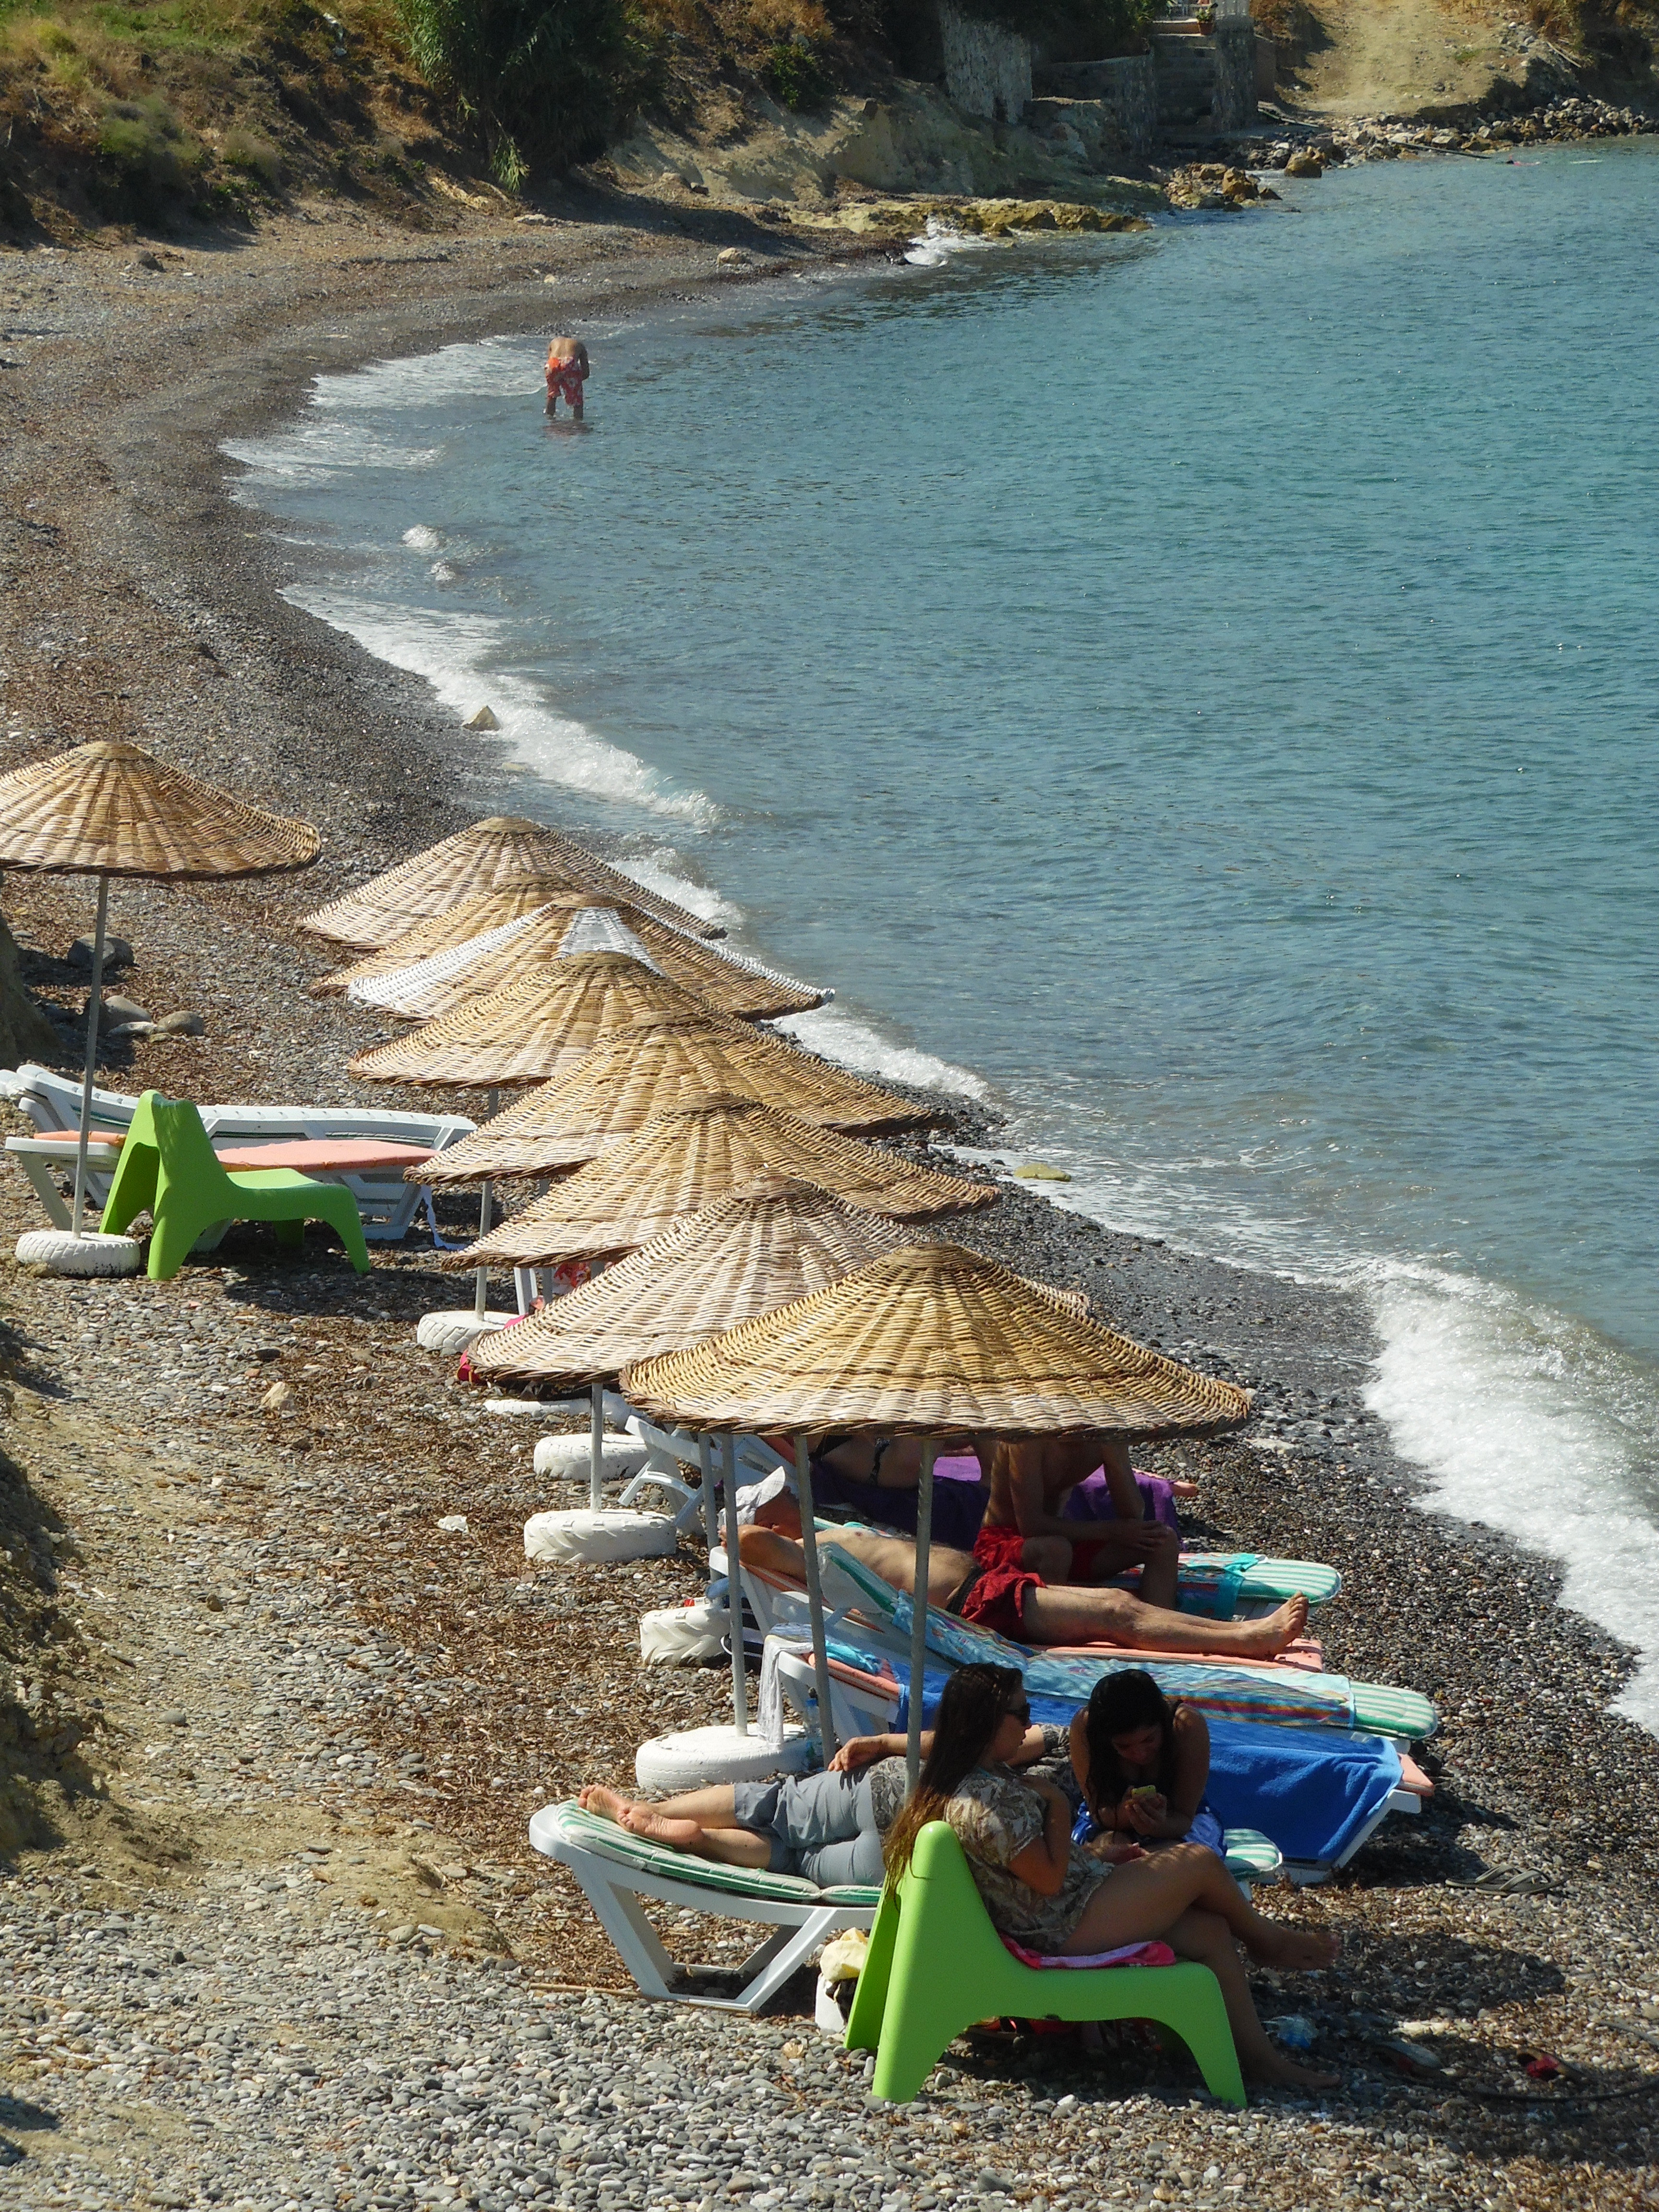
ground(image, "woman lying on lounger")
xmin=1070 ymin=1668 xmax=1224 ymax=1855
xmin=577 ymin=1712 xmax=1066 ymax=1887
xmin=888 ymin=1665 xmax=1341 ymax=2093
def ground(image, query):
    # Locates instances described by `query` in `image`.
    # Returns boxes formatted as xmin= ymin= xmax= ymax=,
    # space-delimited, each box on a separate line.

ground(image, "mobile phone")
xmin=1128 ymin=1785 xmax=1157 ymax=1801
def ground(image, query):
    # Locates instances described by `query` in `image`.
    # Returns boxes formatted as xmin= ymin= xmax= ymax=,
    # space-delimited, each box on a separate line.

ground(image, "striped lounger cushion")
xmin=540 ymin=1802 xmax=881 ymax=1907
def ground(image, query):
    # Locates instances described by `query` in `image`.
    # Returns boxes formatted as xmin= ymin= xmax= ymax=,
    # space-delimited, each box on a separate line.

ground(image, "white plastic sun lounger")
xmin=528 ymin=1799 xmax=877 ymax=2012
xmin=0 ymin=1063 xmax=474 ymax=1241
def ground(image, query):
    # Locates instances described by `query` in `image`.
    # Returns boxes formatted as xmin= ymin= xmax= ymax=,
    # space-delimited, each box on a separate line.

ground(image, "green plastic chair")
xmin=844 ymin=1821 xmax=1246 ymax=2107
xmin=101 ymin=1091 xmax=372 ymax=1284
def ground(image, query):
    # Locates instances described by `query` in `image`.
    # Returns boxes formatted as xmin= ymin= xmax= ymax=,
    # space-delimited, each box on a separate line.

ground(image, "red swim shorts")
xmin=975 ymin=1521 xmax=1111 ymax=1585
xmin=973 ymin=1524 xmax=1028 ymax=1575
xmin=956 ymin=1561 xmax=1042 ymax=1640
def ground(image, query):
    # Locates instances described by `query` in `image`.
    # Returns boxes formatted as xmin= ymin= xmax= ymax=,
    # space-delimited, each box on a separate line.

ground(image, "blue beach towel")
xmin=890 ymin=1677 xmax=1402 ymax=1868
xmin=1202 ymin=1718 xmax=1402 ymax=1865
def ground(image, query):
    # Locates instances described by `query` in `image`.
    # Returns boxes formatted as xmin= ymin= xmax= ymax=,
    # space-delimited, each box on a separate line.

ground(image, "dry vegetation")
xmin=0 ymin=0 xmax=505 ymax=239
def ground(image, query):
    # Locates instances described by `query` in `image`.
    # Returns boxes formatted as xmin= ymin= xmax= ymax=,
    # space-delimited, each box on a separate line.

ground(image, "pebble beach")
xmin=4 ymin=195 xmax=1659 ymax=2212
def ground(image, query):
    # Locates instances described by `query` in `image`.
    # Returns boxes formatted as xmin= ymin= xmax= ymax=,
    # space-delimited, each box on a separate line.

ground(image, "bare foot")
xmin=618 ymin=1804 xmax=706 ymax=1849
xmin=1248 ymin=1919 xmax=1340 ymax=1973
xmin=1251 ymin=2051 xmax=1343 ymax=2093
xmin=1231 ymin=1594 xmax=1309 ymax=1658
xmin=579 ymin=1783 xmax=633 ymax=1823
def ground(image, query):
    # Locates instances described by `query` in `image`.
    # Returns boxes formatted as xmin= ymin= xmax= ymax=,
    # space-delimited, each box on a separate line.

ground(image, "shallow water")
xmin=228 ymin=140 xmax=1659 ymax=1722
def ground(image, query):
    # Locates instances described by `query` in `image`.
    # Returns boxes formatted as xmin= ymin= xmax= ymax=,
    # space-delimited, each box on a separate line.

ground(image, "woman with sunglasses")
xmin=885 ymin=1665 xmax=1340 ymax=2093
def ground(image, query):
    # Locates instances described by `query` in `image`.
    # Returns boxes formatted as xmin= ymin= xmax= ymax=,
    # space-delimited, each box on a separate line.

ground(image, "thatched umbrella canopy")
xmin=623 ymin=1240 xmax=1253 ymax=1441
xmin=624 ymin=1240 xmax=1252 ymax=1775
xmin=419 ymin=1009 xmax=936 ymax=1185
xmin=297 ymin=815 xmax=714 ymax=948
xmin=470 ymin=1178 xmax=917 ymax=1390
xmin=442 ymin=1097 xmax=999 ymax=1273
xmin=0 ymin=739 xmax=318 ymax=1237
xmin=346 ymin=952 xmax=711 ymax=1091
xmin=350 ymin=899 xmax=827 ymax=1025
xmin=0 ymin=740 xmax=319 ymax=881
xmin=309 ymin=882 xmax=592 ymax=997
xmin=558 ymin=906 xmax=655 ymax=961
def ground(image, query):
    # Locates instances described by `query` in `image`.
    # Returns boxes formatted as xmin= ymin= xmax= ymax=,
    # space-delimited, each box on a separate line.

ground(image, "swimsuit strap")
xmin=943 ymin=1562 xmax=984 ymax=1616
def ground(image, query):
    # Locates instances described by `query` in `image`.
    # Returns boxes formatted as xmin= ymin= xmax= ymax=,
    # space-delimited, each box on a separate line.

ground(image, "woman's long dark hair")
xmin=883 ymin=1664 xmax=1024 ymax=1880
xmin=1083 ymin=1669 xmax=1176 ymax=1817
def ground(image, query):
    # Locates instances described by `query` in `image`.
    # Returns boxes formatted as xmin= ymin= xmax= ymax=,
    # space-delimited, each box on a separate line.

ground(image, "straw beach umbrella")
xmin=420 ymin=1010 xmax=936 ymax=1186
xmin=345 ymin=953 xmax=714 ymax=1091
xmin=0 ymin=739 xmax=319 ymax=1253
xmin=349 ymin=901 xmax=829 ymax=1025
xmin=349 ymin=952 xmax=712 ymax=1329
xmin=623 ymin=1241 xmax=1252 ymax=1772
xmin=472 ymin=1180 xmax=918 ymax=1392
xmin=475 ymin=1177 xmax=918 ymax=1744
xmin=297 ymin=815 xmax=716 ymax=948
xmin=309 ymin=881 xmax=595 ymax=997
xmin=443 ymin=1097 xmax=1000 ymax=1275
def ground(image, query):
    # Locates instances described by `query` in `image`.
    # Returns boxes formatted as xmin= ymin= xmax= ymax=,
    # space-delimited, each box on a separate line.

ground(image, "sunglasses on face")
xmin=1004 ymin=1701 xmax=1032 ymax=1723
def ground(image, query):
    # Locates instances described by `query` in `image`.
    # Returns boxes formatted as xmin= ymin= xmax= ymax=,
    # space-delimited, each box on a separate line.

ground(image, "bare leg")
xmin=1100 ymin=1435 xmax=1180 ymax=1610
xmin=1059 ymin=1841 xmax=1338 ymax=1975
xmin=1167 ymin=1908 xmax=1342 ymax=2092
xmin=1024 ymin=1584 xmax=1309 ymax=1658
xmin=1022 ymin=1535 xmax=1074 ymax=1580
xmin=578 ymin=1782 xmax=771 ymax=1868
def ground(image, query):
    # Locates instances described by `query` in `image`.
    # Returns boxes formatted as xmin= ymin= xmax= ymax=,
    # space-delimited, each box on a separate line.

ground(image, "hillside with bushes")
xmin=0 ymin=0 xmax=1653 ymax=240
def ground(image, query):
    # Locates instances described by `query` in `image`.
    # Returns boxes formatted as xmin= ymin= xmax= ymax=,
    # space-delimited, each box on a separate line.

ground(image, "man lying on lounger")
xmin=739 ymin=1511 xmax=1309 ymax=1660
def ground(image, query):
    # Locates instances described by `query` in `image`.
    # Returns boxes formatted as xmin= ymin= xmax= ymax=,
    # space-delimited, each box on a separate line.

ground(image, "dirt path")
xmin=1291 ymin=0 xmax=1510 ymax=115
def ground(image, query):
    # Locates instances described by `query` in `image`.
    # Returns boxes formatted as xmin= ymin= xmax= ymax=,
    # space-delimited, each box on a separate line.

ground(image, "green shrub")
xmin=221 ymin=125 xmax=284 ymax=183
xmin=395 ymin=0 xmax=660 ymax=176
xmin=763 ymin=33 xmax=829 ymax=105
xmin=98 ymin=95 xmax=209 ymax=194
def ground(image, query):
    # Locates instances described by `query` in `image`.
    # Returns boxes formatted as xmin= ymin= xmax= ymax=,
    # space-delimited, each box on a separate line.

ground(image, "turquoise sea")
xmin=227 ymin=140 xmax=1659 ymax=1723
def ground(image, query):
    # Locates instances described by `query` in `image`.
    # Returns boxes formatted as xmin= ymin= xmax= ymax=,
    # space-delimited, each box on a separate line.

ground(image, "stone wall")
xmin=1212 ymin=17 xmax=1260 ymax=129
xmin=938 ymin=1 xmax=1034 ymax=123
xmin=1030 ymin=54 xmax=1157 ymax=156
xmin=1148 ymin=21 xmax=1258 ymax=129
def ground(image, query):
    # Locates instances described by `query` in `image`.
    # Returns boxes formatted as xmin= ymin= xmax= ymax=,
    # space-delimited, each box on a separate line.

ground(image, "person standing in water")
xmin=545 ymin=336 xmax=589 ymax=419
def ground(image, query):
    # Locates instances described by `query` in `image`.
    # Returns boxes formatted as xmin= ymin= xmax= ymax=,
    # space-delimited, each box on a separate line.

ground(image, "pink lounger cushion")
xmin=1001 ymin=1936 xmax=1178 ymax=1970
xmin=212 ymin=1140 xmax=435 ymax=1172
xmin=1042 ymin=1640 xmax=1325 ymax=1674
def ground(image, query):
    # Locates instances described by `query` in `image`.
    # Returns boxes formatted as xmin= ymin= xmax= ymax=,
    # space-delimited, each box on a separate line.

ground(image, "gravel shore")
xmin=4 ymin=192 xmax=1659 ymax=2212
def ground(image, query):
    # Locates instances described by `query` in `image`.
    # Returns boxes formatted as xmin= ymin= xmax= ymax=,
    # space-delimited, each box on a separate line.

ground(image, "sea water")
xmin=227 ymin=140 xmax=1659 ymax=1723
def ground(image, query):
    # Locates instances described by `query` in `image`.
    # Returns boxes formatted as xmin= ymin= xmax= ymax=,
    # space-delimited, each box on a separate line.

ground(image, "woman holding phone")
xmin=1070 ymin=1669 xmax=1224 ymax=1854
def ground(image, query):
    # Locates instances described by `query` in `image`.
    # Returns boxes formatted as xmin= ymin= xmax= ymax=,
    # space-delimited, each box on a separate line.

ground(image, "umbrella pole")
xmin=721 ymin=1434 xmax=747 ymax=1736
xmin=589 ymin=1380 xmax=605 ymax=1512
xmin=697 ymin=1431 xmax=719 ymax=1553
xmin=906 ymin=1437 xmax=937 ymax=1792
xmin=792 ymin=1435 xmax=839 ymax=1766
xmin=70 ymin=875 xmax=110 ymax=1241
xmin=473 ymin=1086 xmax=499 ymax=1322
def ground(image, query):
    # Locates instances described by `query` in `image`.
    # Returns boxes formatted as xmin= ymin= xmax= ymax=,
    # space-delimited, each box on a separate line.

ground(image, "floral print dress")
xmin=943 ymin=1759 xmax=1112 ymax=1951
